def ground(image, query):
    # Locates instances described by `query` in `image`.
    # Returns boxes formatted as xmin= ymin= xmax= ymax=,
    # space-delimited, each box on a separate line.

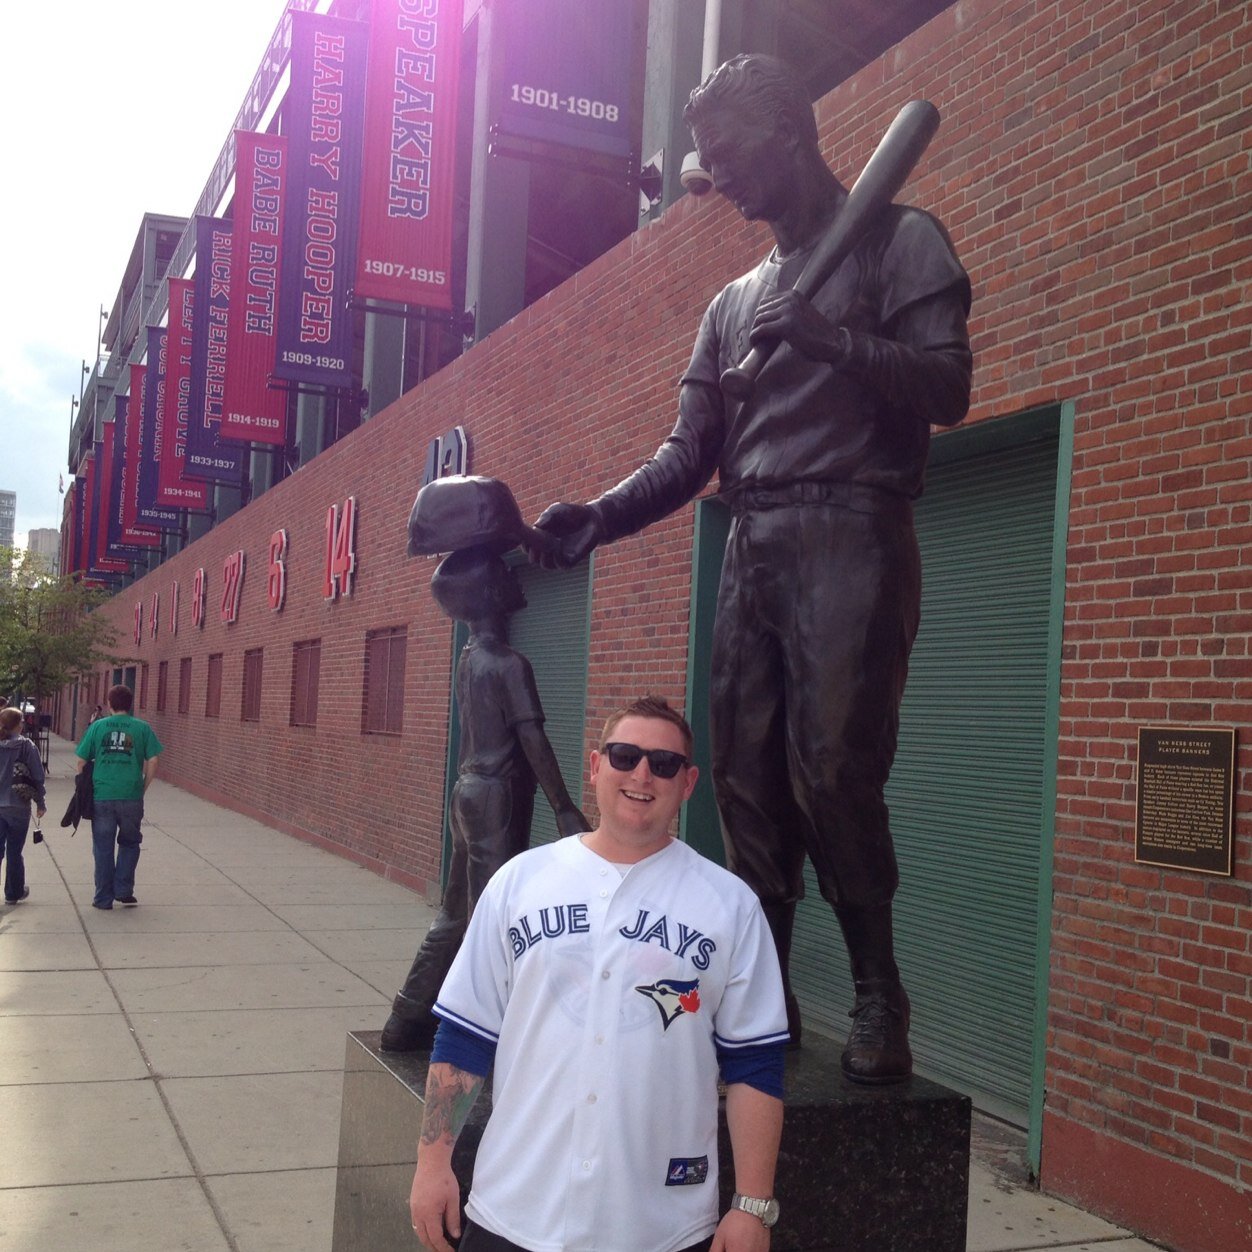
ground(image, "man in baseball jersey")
xmin=410 ymin=696 xmax=788 ymax=1252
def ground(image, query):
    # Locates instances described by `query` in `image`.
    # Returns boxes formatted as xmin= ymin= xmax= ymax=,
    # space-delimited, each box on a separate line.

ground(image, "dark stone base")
xmin=332 ymin=1030 xmax=970 ymax=1252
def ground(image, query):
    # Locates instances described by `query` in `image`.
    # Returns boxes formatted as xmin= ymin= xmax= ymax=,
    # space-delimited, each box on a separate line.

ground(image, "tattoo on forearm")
xmin=420 ymin=1067 xmax=484 ymax=1147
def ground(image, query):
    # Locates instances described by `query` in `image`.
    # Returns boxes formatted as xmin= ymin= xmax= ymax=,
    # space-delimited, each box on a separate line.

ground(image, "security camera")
xmin=679 ymin=151 xmax=714 ymax=196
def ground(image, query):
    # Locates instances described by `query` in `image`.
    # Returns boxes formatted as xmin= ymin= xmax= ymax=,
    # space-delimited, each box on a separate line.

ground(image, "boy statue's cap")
xmin=408 ymin=475 xmax=547 ymax=557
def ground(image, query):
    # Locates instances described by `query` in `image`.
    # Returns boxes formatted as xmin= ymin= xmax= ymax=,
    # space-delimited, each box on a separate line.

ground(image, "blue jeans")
xmin=91 ymin=799 xmax=144 ymax=908
xmin=1 ymin=804 xmax=31 ymax=902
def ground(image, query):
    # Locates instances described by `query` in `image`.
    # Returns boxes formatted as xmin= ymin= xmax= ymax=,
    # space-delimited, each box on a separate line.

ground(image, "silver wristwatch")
xmin=731 ymin=1192 xmax=780 ymax=1228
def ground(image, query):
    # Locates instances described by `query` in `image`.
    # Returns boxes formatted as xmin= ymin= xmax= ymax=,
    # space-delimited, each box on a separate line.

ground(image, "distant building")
xmin=26 ymin=528 xmax=60 ymax=575
xmin=0 ymin=490 xmax=15 ymax=551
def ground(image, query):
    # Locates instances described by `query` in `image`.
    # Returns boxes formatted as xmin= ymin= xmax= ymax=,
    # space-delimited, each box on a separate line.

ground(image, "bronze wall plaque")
xmin=1135 ymin=726 xmax=1236 ymax=875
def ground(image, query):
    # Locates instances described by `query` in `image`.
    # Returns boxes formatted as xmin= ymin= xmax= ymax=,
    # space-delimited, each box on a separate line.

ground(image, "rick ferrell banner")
xmin=223 ymin=130 xmax=290 ymax=444
xmin=275 ymin=11 xmax=369 ymax=389
xmin=356 ymin=0 xmax=462 ymax=309
xmin=160 ymin=279 xmax=213 ymax=511
xmin=188 ymin=217 xmax=246 ymax=482
xmin=497 ymin=0 xmax=634 ymax=158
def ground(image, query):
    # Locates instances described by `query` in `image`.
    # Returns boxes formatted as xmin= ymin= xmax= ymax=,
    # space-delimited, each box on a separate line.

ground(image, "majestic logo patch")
xmin=665 ymin=1156 xmax=709 ymax=1186
xmin=635 ymin=977 xmax=701 ymax=1029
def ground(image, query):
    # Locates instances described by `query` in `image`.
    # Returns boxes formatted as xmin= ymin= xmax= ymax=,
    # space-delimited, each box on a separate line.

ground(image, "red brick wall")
xmin=76 ymin=0 xmax=1249 ymax=1241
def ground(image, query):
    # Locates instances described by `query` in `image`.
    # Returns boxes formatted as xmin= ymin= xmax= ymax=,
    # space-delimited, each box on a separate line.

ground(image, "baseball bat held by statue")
xmin=719 ymin=99 xmax=941 ymax=401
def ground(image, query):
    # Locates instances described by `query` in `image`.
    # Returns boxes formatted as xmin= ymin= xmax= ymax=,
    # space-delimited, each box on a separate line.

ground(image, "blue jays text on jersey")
xmin=509 ymin=902 xmax=718 ymax=970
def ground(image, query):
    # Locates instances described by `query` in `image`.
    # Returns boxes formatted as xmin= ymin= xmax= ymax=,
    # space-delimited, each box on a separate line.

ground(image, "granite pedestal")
xmin=332 ymin=1029 xmax=970 ymax=1251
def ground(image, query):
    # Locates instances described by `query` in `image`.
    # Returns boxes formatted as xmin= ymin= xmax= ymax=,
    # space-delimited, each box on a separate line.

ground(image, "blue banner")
xmin=275 ymin=11 xmax=369 ymax=388
xmin=497 ymin=0 xmax=635 ymax=158
xmin=187 ymin=216 xmax=246 ymax=482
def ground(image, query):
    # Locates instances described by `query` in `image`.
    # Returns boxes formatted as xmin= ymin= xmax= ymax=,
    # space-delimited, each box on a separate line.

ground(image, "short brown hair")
xmin=107 ymin=684 xmax=134 ymax=712
xmin=684 ymin=53 xmax=819 ymax=151
xmin=0 ymin=707 xmax=22 ymax=737
xmin=600 ymin=696 xmax=693 ymax=758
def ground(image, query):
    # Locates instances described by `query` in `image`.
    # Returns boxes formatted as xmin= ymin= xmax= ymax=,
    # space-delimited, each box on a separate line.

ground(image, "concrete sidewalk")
xmin=0 ymin=736 xmax=1163 ymax=1252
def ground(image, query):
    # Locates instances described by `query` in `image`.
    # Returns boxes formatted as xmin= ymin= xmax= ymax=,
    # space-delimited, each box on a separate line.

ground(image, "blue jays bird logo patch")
xmin=635 ymin=977 xmax=701 ymax=1030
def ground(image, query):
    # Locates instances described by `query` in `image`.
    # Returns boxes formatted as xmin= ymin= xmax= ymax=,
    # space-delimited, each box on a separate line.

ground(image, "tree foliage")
xmin=0 ymin=547 xmax=127 ymax=707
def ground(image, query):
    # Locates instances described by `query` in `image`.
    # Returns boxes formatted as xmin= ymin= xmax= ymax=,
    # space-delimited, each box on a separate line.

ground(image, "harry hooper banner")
xmin=275 ymin=11 xmax=369 ymax=389
xmin=356 ymin=0 xmax=462 ymax=309
xmin=223 ymin=130 xmax=289 ymax=444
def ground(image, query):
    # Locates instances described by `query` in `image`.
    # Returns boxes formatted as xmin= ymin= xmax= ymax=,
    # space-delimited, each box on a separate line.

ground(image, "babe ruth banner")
xmin=275 ymin=11 xmax=368 ymax=388
xmin=355 ymin=0 xmax=462 ymax=309
xmin=496 ymin=0 xmax=634 ymax=158
xmin=160 ymin=280 xmax=212 ymax=511
xmin=121 ymin=366 xmax=163 ymax=543
xmin=223 ymin=131 xmax=289 ymax=444
xmin=187 ymin=217 xmax=246 ymax=482
xmin=137 ymin=327 xmax=181 ymax=531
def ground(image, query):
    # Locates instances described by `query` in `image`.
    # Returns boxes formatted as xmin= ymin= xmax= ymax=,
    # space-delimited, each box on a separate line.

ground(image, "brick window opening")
xmin=156 ymin=661 xmax=168 ymax=713
xmin=363 ymin=627 xmax=407 ymax=735
xmin=290 ymin=639 xmax=321 ymax=728
xmin=206 ymin=653 xmax=223 ymax=718
xmin=241 ymin=648 xmax=264 ymax=723
xmin=178 ymin=657 xmax=193 ymax=715
xmin=139 ymin=663 xmax=149 ymax=710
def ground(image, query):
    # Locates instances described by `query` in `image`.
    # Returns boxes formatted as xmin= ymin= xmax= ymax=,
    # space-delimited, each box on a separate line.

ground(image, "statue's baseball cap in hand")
xmin=407 ymin=475 xmax=555 ymax=558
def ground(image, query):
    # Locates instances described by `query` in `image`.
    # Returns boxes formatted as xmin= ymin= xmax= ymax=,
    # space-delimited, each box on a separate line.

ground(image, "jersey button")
xmin=582 ymin=1160 xmax=592 ymax=1171
xmin=599 ymin=889 xmax=608 ymax=898
xmin=586 ymin=1093 xmax=597 ymax=1104
xmin=595 ymin=1034 xmax=605 ymax=1045
xmin=600 ymin=970 xmax=611 ymax=980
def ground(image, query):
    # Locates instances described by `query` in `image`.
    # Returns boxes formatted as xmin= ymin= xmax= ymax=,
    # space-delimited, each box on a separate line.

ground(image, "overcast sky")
xmin=1 ymin=0 xmax=291 ymax=543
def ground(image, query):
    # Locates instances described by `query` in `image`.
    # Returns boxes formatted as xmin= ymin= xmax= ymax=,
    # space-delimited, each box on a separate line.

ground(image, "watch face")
xmin=762 ymin=1198 xmax=780 ymax=1228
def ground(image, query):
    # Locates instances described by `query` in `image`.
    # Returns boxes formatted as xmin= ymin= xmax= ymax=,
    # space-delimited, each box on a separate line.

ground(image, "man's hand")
xmin=711 ymin=1207 xmax=771 ymax=1252
xmin=748 ymin=290 xmax=849 ymax=366
xmin=409 ymin=1158 xmax=462 ymax=1251
xmin=528 ymin=502 xmax=601 ymax=570
xmin=36 ymin=806 xmax=46 ymax=819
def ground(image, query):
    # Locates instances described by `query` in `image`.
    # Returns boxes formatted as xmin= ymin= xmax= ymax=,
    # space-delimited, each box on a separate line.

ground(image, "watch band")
xmin=731 ymin=1192 xmax=780 ymax=1228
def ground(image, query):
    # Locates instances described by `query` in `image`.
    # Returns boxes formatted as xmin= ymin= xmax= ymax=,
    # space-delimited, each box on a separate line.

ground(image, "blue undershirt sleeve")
xmin=430 ymin=1018 xmax=497 ymax=1077
xmin=716 ymin=1040 xmax=786 ymax=1099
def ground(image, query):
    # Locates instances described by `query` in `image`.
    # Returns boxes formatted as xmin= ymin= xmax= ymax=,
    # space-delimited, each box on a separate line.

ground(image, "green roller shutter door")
xmin=791 ymin=423 xmax=1061 ymax=1124
xmin=508 ymin=560 xmax=592 ymax=845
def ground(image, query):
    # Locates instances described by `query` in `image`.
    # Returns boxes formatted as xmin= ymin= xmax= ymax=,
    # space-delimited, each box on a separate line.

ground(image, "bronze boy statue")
xmin=531 ymin=54 xmax=972 ymax=1083
xmin=383 ymin=483 xmax=589 ymax=1051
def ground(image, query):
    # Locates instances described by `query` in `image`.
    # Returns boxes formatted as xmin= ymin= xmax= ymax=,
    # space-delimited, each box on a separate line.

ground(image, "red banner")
xmin=355 ymin=0 xmax=462 ymax=308
xmin=160 ymin=279 xmax=213 ymax=511
xmin=122 ymin=366 xmax=160 ymax=545
xmin=223 ymin=131 xmax=290 ymax=444
xmin=94 ymin=429 xmax=133 ymax=571
xmin=84 ymin=457 xmax=119 ymax=577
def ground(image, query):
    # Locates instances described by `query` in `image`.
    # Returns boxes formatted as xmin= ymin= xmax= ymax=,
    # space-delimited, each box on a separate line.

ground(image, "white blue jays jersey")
xmin=434 ymin=835 xmax=788 ymax=1252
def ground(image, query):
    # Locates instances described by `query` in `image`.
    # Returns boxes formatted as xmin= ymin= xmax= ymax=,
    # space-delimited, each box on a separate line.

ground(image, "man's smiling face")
xmin=589 ymin=715 xmax=698 ymax=860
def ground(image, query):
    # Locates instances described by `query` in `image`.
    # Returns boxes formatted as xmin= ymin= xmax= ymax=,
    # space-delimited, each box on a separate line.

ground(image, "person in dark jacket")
xmin=1 ymin=706 xmax=47 ymax=904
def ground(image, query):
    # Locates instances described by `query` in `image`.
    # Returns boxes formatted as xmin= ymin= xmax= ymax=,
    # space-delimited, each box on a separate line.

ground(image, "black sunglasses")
xmin=601 ymin=742 xmax=690 ymax=780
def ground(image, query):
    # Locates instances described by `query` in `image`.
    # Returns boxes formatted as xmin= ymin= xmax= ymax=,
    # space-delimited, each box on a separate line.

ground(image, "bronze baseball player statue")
xmin=531 ymin=54 xmax=972 ymax=1083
